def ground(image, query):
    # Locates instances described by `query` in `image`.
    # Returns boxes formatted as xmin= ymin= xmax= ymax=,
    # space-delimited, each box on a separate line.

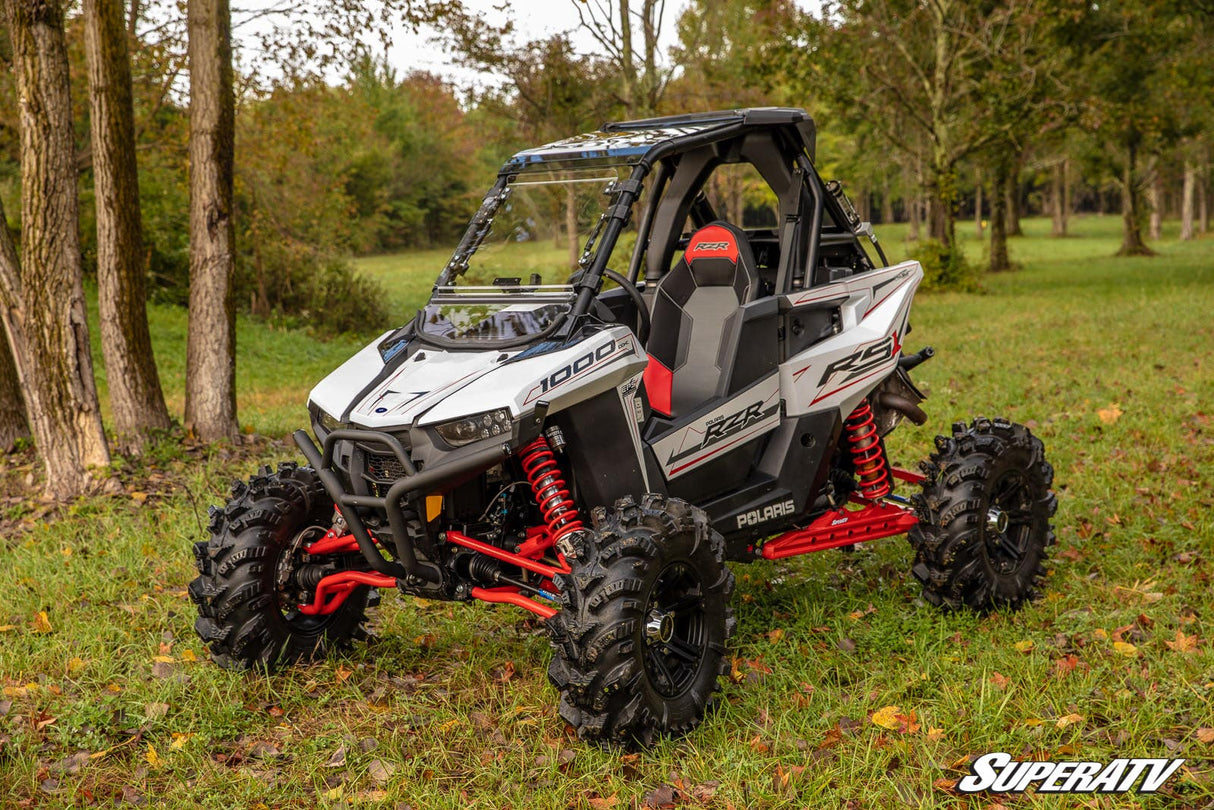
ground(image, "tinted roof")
xmin=503 ymin=107 xmax=816 ymax=171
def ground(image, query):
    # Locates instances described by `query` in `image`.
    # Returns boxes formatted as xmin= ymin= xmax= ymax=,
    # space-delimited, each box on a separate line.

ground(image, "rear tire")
xmin=189 ymin=462 xmax=372 ymax=670
xmin=909 ymin=417 xmax=1057 ymax=611
xmin=546 ymin=494 xmax=735 ymax=747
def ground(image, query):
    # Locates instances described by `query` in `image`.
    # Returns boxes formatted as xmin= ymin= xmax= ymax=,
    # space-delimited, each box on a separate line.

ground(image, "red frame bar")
xmin=304 ymin=530 xmax=361 ymax=556
xmin=296 ymin=571 xmax=396 ymax=615
xmin=470 ymin=586 xmax=557 ymax=619
xmin=890 ymin=466 xmax=926 ymax=485
xmin=445 ymin=530 xmax=571 ymax=578
xmin=761 ymin=499 xmax=919 ymax=560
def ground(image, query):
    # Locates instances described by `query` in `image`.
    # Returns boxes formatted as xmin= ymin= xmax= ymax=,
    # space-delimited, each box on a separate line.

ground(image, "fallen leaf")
xmin=1196 ymin=728 xmax=1214 ymax=744
xmin=1056 ymin=713 xmax=1084 ymax=728
xmin=0 ymin=624 xmax=17 ymax=632
xmin=1096 ymin=404 xmax=1123 ymax=424
xmin=143 ymin=703 xmax=169 ymax=721
xmin=1112 ymin=641 xmax=1138 ymax=657
xmin=1165 ymin=629 xmax=1199 ymax=653
xmin=871 ymin=705 xmax=902 ymax=730
xmin=335 ymin=666 xmax=354 ymax=683
xmin=492 ymin=661 xmax=516 ymax=683
xmin=170 ymin=733 xmax=192 ymax=750
xmin=32 ymin=611 xmax=53 ymax=634
xmin=642 ymin=783 xmax=678 ymax=808
xmin=144 ymin=744 xmax=160 ymax=767
xmin=180 ymin=649 xmax=198 ymax=663
xmin=1054 ymin=654 xmax=1078 ymax=676
xmin=990 ymin=672 xmax=1011 ymax=690
xmin=366 ymin=758 xmax=395 ymax=784
xmin=766 ymin=628 xmax=785 ymax=643
xmin=588 ymin=797 xmax=619 ymax=810
xmin=837 ymin=637 xmax=857 ymax=652
xmin=926 ymin=727 xmax=944 ymax=741
xmin=152 ymin=655 xmax=175 ymax=663
xmin=325 ymin=745 xmax=347 ymax=767
xmin=1013 ymin=640 xmax=1034 ymax=653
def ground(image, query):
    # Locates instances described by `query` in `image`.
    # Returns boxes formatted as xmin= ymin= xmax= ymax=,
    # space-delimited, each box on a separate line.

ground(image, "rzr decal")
xmin=817 ymin=333 xmax=900 ymax=388
xmin=667 ymin=399 xmax=780 ymax=465
xmin=736 ymin=498 xmax=796 ymax=528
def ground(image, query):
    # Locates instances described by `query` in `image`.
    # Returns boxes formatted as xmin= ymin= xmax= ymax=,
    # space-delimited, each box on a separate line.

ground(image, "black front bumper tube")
xmin=294 ymin=429 xmax=512 ymax=585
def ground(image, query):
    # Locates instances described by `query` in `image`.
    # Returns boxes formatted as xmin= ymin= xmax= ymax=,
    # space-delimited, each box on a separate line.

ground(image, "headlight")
xmin=316 ymin=408 xmax=342 ymax=432
xmin=435 ymin=408 xmax=512 ymax=446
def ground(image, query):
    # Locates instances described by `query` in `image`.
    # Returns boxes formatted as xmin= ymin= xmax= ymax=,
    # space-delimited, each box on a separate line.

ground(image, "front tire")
xmin=546 ymin=494 xmax=735 ymax=747
xmin=189 ymin=462 xmax=372 ymax=670
xmin=909 ymin=417 xmax=1057 ymax=611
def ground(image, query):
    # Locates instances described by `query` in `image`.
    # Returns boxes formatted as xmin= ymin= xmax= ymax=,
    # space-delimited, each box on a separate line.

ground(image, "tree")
xmin=0 ymin=0 xmax=112 ymax=497
xmin=185 ymin=0 xmax=238 ymax=441
xmin=0 ymin=198 xmax=28 ymax=452
xmin=569 ymin=0 xmax=667 ymax=115
xmin=84 ymin=0 xmax=172 ymax=452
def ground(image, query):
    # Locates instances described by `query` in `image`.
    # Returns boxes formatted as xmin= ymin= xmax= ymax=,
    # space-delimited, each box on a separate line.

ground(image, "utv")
xmin=190 ymin=108 xmax=1056 ymax=746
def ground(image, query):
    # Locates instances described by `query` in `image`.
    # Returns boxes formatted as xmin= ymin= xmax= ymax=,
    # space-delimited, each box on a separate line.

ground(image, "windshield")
xmin=417 ymin=285 xmax=577 ymax=344
xmin=439 ymin=165 xmax=634 ymax=288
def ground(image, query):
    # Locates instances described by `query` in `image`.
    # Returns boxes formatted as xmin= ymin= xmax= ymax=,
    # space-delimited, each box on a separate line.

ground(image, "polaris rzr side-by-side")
xmin=190 ymin=108 xmax=1057 ymax=746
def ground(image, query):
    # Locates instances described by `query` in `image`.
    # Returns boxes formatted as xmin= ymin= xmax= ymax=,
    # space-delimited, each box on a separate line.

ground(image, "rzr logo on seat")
xmin=696 ymin=241 xmax=732 ymax=251
xmin=668 ymin=399 xmax=780 ymax=464
xmin=817 ymin=334 xmax=898 ymax=387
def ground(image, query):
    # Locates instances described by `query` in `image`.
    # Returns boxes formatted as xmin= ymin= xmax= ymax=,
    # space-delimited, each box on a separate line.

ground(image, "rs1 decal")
xmin=817 ymin=333 xmax=899 ymax=387
xmin=667 ymin=399 xmax=780 ymax=464
xmin=736 ymin=498 xmax=796 ymax=528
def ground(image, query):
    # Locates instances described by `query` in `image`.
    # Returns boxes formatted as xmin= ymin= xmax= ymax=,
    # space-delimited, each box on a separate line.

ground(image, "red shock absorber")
xmin=519 ymin=436 xmax=584 ymax=543
xmin=845 ymin=400 xmax=891 ymax=499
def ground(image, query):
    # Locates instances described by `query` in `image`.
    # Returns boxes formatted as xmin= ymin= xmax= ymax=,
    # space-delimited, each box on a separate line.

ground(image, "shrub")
xmin=907 ymin=238 xmax=981 ymax=292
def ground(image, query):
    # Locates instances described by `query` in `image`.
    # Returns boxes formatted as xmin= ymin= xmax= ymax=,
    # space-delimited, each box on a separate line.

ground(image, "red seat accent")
xmin=643 ymin=355 xmax=673 ymax=417
xmin=684 ymin=224 xmax=740 ymax=262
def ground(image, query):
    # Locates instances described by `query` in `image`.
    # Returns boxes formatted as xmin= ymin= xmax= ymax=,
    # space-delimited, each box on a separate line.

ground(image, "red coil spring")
xmin=845 ymin=400 xmax=891 ymax=499
xmin=519 ymin=436 xmax=584 ymax=543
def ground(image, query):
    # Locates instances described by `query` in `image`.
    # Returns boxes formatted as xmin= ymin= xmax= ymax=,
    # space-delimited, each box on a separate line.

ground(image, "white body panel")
xmin=779 ymin=261 xmax=922 ymax=419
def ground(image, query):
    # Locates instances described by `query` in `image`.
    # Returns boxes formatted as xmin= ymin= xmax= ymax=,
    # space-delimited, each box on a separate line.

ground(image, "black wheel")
xmin=189 ymin=462 xmax=372 ymax=670
xmin=546 ymin=494 xmax=735 ymax=747
xmin=909 ymin=417 xmax=1057 ymax=611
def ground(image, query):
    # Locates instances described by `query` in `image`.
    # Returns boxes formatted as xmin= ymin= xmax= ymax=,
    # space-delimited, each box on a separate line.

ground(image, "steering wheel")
xmin=602 ymin=269 xmax=651 ymax=345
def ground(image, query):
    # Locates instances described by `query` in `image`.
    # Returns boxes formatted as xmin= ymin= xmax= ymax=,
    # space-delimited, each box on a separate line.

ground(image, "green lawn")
xmin=3 ymin=215 xmax=1214 ymax=807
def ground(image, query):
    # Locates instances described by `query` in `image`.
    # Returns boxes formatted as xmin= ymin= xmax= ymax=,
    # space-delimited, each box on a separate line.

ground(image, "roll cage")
xmin=441 ymin=108 xmax=889 ymax=347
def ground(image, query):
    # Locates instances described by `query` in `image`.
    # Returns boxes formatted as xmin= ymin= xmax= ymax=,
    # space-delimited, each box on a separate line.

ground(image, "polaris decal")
xmin=736 ymin=498 xmax=796 ymax=528
xmin=817 ymin=333 xmax=900 ymax=387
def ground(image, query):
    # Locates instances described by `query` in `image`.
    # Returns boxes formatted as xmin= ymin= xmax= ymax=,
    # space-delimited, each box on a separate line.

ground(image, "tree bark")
xmin=0 ymin=0 xmax=113 ymax=497
xmin=0 ymin=199 xmax=29 ymax=453
xmin=185 ymin=0 xmax=239 ymax=442
xmin=1005 ymin=157 xmax=1023 ymax=237
xmin=908 ymin=194 xmax=921 ymax=241
xmin=1180 ymin=160 xmax=1196 ymax=241
xmin=1117 ymin=140 xmax=1153 ymax=256
xmin=989 ymin=158 xmax=1011 ymax=272
xmin=85 ymin=0 xmax=171 ymax=453
xmin=880 ymin=174 xmax=894 ymax=224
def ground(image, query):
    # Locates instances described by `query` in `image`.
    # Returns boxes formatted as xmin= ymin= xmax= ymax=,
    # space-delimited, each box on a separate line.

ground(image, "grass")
xmin=2 ymin=215 xmax=1214 ymax=807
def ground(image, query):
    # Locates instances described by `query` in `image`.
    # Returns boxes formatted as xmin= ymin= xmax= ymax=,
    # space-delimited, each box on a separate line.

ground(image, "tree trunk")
xmin=1050 ymin=160 xmax=1067 ymax=237
xmin=0 ymin=331 xmax=28 ymax=453
xmin=1117 ymin=141 xmax=1153 ymax=256
xmin=1200 ymin=158 xmax=1209 ymax=234
xmin=565 ymin=183 xmax=578 ymax=271
xmin=974 ymin=177 xmax=983 ymax=239
xmin=1005 ymin=157 xmax=1023 ymax=237
xmin=1180 ymin=160 xmax=1196 ymax=241
xmin=186 ymin=0 xmax=239 ymax=442
xmin=618 ymin=0 xmax=634 ymax=113
xmin=0 ymin=0 xmax=113 ymax=498
xmin=1062 ymin=158 xmax=1071 ymax=231
xmin=908 ymin=194 xmax=921 ymax=241
xmin=1147 ymin=158 xmax=1162 ymax=241
xmin=880 ymin=174 xmax=894 ymax=224
xmin=84 ymin=0 xmax=171 ymax=454
xmin=989 ymin=159 xmax=1011 ymax=272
